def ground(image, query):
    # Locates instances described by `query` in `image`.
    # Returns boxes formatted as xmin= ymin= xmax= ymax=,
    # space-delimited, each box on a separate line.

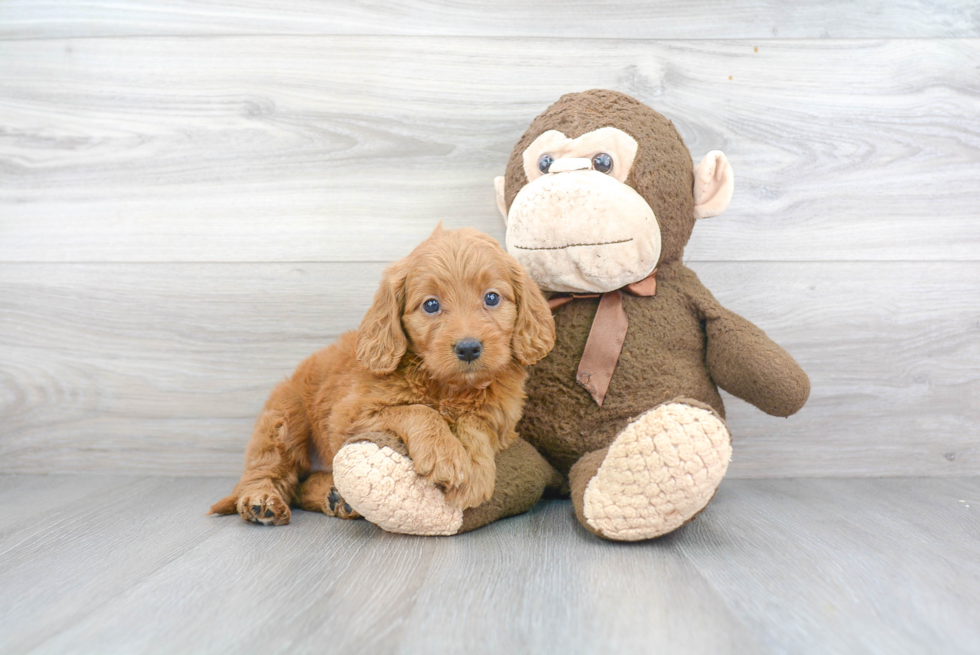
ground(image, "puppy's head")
xmin=356 ymin=226 xmax=555 ymax=385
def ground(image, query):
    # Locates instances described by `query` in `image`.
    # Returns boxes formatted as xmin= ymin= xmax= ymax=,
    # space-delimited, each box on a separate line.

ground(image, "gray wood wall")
xmin=2 ymin=2 xmax=978 ymax=477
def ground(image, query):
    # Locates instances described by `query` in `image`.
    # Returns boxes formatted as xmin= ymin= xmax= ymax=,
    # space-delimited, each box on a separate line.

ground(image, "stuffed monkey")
xmin=495 ymin=89 xmax=810 ymax=540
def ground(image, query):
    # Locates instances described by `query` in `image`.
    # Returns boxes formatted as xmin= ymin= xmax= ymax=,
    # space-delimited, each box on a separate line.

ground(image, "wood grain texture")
xmin=2 ymin=38 xmax=979 ymax=263
xmin=1 ymin=1 xmax=978 ymax=39
xmin=395 ymin=501 xmax=765 ymax=655
xmin=0 ymin=475 xmax=976 ymax=654
xmin=679 ymin=477 xmax=980 ymax=654
xmin=0 ymin=474 xmax=128 ymax=555
xmin=0 ymin=476 xmax=228 ymax=654
xmin=1 ymin=261 xmax=977 ymax=477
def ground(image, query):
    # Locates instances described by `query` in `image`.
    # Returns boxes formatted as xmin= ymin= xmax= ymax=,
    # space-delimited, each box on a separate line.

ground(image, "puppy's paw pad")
xmin=333 ymin=442 xmax=463 ymax=536
xmin=583 ymin=403 xmax=731 ymax=541
xmin=325 ymin=487 xmax=361 ymax=520
xmin=238 ymin=492 xmax=290 ymax=526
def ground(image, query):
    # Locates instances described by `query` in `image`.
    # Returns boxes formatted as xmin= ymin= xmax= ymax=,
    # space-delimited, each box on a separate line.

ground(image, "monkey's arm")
xmin=680 ymin=267 xmax=809 ymax=417
xmin=703 ymin=307 xmax=809 ymax=417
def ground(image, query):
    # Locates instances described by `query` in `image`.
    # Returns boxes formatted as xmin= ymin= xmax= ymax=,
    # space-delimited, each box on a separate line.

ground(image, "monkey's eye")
xmin=592 ymin=153 xmax=613 ymax=174
xmin=422 ymin=298 xmax=441 ymax=314
xmin=484 ymin=292 xmax=500 ymax=307
xmin=538 ymin=154 xmax=554 ymax=174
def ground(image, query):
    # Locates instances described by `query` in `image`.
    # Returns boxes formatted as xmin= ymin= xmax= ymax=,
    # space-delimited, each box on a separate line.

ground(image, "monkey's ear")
xmin=693 ymin=151 xmax=734 ymax=220
xmin=494 ymin=176 xmax=508 ymax=223
xmin=355 ymin=261 xmax=408 ymax=374
xmin=509 ymin=261 xmax=556 ymax=366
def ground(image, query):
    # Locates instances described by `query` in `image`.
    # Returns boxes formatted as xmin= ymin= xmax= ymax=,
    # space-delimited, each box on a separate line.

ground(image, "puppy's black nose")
xmin=454 ymin=339 xmax=483 ymax=362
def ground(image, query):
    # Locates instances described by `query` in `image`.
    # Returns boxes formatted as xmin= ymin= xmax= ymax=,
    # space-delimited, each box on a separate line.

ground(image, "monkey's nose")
xmin=547 ymin=157 xmax=592 ymax=173
xmin=454 ymin=339 xmax=483 ymax=362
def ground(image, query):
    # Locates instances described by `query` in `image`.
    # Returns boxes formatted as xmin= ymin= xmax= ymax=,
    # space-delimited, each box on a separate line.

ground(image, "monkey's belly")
xmin=517 ymin=294 xmax=724 ymax=476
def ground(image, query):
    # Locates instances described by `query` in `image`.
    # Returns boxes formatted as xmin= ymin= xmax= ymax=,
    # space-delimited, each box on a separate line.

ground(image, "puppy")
xmin=210 ymin=226 xmax=555 ymax=525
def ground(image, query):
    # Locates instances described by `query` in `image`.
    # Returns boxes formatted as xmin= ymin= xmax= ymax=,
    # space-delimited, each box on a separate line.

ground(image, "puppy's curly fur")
xmin=210 ymin=227 xmax=555 ymax=525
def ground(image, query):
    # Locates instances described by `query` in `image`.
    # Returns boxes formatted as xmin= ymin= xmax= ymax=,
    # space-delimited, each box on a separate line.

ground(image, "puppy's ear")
xmin=509 ymin=261 xmax=556 ymax=366
xmin=356 ymin=261 xmax=409 ymax=374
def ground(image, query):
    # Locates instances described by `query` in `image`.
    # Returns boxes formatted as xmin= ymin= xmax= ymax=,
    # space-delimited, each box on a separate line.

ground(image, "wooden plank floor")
xmin=1 ymin=475 xmax=977 ymax=654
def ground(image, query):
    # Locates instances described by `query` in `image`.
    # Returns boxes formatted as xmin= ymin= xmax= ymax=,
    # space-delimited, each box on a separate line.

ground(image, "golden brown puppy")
xmin=210 ymin=227 xmax=555 ymax=525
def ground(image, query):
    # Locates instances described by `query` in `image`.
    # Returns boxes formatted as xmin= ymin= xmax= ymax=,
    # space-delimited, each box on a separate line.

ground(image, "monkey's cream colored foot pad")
xmin=333 ymin=442 xmax=464 ymax=536
xmin=583 ymin=403 xmax=732 ymax=541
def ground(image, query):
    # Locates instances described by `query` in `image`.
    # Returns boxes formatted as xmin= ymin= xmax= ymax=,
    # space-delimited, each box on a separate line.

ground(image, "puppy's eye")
xmin=538 ymin=154 xmax=554 ymax=174
xmin=484 ymin=292 xmax=500 ymax=307
xmin=592 ymin=153 xmax=613 ymax=174
xmin=422 ymin=299 xmax=441 ymax=314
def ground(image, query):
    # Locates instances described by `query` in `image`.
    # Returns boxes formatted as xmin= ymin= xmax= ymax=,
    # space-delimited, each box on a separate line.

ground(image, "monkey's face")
xmin=500 ymin=128 xmax=661 ymax=293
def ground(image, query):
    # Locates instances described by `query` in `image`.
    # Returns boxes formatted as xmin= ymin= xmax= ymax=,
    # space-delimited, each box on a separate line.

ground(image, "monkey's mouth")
xmin=512 ymin=238 xmax=633 ymax=251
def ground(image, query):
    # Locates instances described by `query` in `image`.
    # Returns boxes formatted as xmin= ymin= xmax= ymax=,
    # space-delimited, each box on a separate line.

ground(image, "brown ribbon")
xmin=547 ymin=270 xmax=658 ymax=407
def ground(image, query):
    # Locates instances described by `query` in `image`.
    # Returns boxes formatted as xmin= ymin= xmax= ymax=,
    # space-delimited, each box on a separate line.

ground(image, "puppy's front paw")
xmin=445 ymin=459 xmax=495 ymax=510
xmin=237 ymin=491 xmax=290 ymax=526
xmin=411 ymin=437 xmax=471 ymax=490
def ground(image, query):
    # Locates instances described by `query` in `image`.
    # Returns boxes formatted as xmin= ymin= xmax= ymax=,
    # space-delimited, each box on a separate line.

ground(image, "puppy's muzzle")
xmin=454 ymin=339 xmax=483 ymax=362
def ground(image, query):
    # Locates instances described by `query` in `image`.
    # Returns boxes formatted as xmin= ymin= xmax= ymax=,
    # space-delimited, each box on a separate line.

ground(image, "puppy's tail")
xmin=208 ymin=493 xmax=238 ymax=515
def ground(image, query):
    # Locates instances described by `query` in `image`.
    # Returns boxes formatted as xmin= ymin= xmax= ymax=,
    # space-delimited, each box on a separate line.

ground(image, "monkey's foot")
xmin=332 ymin=434 xmax=464 ymax=536
xmin=572 ymin=401 xmax=732 ymax=541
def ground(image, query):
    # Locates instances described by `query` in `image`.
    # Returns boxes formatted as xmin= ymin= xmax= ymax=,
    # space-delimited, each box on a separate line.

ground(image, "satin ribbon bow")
xmin=547 ymin=271 xmax=658 ymax=407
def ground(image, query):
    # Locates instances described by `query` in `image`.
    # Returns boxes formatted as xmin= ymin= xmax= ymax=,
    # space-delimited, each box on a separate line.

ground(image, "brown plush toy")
xmin=335 ymin=89 xmax=808 ymax=540
xmin=492 ymin=89 xmax=810 ymax=540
